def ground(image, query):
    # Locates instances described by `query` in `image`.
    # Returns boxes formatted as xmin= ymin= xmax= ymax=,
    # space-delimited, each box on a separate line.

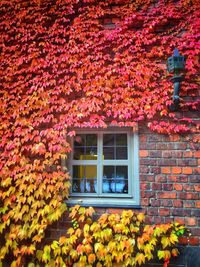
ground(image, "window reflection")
xmin=103 ymin=134 xmax=127 ymax=160
xmin=73 ymin=134 xmax=97 ymax=160
xmin=72 ymin=165 xmax=97 ymax=193
xmin=103 ymin=165 xmax=128 ymax=194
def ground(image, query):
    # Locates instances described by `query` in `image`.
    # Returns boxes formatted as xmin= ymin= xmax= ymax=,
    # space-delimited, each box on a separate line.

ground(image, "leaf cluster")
xmin=34 ymin=206 xmax=186 ymax=267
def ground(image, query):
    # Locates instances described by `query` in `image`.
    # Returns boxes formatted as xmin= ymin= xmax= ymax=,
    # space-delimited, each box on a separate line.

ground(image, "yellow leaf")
xmin=67 ymin=228 xmax=75 ymax=235
xmin=135 ymin=253 xmax=145 ymax=266
xmin=172 ymin=248 xmax=179 ymax=257
xmin=161 ymin=236 xmax=171 ymax=249
xmin=157 ymin=250 xmax=165 ymax=260
xmin=169 ymin=233 xmax=178 ymax=244
xmin=88 ymin=253 xmax=96 ymax=264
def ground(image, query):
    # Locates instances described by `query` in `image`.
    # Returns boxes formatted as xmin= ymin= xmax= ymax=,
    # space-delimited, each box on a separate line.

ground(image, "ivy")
xmin=0 ymin=0 xmax=199 ymax=266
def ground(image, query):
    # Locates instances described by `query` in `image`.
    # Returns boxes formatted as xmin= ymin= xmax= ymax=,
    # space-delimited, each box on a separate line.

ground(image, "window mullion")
xmin=98 ymin=133 xmax=103 ymax=196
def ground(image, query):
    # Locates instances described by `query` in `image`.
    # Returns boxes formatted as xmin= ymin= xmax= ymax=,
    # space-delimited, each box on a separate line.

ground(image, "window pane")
xmin=73 ymin=147 xmax=84 ymax=160
xmin=116 ymin=147 xmax=127 ymax=159
xmin=103 ymin=166 xmax=115 ymax=178
xmin=86 ymin=134 xmax=97 ymax=146
xmin=116 ymin=166 xmax=128 ymax=179
xmin=103 ymin=166 xmax=128 ymax=194
xmin=103 ymin=134 xmax=114 ymax=146
xmin=116 ymin=134 xmax=127 ymax=146
xmin=73 ymin=134 xmax=97 ymax=160
xmin=86 ymin=147 xmax=97 ymax=158
xmin=103 ymin=147 xmax=114 ymax=159
xmin=103 ymin=133 xmax=128 ymax=160
xmin=74 ymin=134 xmax=85 ymax=146
xmin=72 ymin=165 xmax=97 ymax=193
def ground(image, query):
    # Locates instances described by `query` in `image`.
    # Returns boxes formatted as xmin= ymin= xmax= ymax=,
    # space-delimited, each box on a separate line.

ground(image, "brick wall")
xmin=139 ymin=125 xmax=200 ymax=246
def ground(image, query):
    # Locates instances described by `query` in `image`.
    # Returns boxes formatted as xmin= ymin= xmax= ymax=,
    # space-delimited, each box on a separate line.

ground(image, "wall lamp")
xmin=167 ymin=48 xmax=186 ymax=111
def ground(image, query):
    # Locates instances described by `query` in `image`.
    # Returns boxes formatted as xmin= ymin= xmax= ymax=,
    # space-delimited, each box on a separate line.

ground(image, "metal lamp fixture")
xmin=167 ymin=48 xmax=186 ymax=111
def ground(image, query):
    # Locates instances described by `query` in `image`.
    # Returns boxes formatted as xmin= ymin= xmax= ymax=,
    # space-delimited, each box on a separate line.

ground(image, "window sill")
xmin=65 ymin=198 xmax=141 ymax=209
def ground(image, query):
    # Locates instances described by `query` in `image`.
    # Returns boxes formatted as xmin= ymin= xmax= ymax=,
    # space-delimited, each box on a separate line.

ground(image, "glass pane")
xmin=116 ymin=179 xmax=128 ymax=193
xmin=116 ymin=147 xmax=127 ymax=159
xmin=103 ymin=165 xmax=128 ymax=194
xmin=103 ymin=134 xmax=114 ymax=146
xmin=73 ymin=147 xmax=84 ymax=160
xmin=86 ymin=134 xmax=97 ymax=146
xmin=103 ymin=147 xmax=114 ymax=159
xmin=102 ymin=179 xmax=114 ymax=193
xmin=103 ymin=166 xmax=115 ymax=178
xmin=116 ymin=166 xmax=128 ymax=179
xmin=86 ymin=147 xmax=97 ymax=159
xmin=116 ymin=134 xmax=127 ymax=146
xmin=72 ymin=165 xmax=97 ymax=193
xmin=74 ymin=134 xmax=85 ymax=146
xmin=74 ymin=134 xmax=98 ymax=160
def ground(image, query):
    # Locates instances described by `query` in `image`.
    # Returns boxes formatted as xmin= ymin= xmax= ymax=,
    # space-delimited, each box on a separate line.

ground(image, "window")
xmin=67 ymin=127 xmax=139 ymax=207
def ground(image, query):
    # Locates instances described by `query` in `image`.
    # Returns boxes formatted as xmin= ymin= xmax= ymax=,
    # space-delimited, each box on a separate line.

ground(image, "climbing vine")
xmin=0 ymin=0 xmax=199 ymax=266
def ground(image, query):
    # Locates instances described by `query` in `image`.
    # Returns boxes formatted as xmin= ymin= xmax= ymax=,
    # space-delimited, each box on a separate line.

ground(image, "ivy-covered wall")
xmin=0 ymin=0 xmax=199 ymax=266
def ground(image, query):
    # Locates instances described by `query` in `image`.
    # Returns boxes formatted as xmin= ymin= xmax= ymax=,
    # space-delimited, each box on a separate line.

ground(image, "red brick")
xmin=162 ymin=183 xmax=173 ymax=191
xmin=159 ymin=208 xmax=170 ymax=216
xmin=188 ymin=237 xmax=199 ymax=246
xmin=140 ymin=166 xmax=149 ymax=173
xmin=183 ymin=151 xmax=193 ymax=157
xmin=141 ymin=198 xmax=149 ymax=206
xmin=140 ymin=182 xmax=150 ymax=190
xmin=157 ymin=192 xmax=176 ymax=199
xmin=152 ymin=183 xmax=162 ymax=190
xmin=168 ymin=175 xmax=177 ymax=182
xmin=150 ymin=199 xmax=161 ymax=207
xmin=184 ymin=201 xmax=195 ymax=208
xmin=171 ymin=151 xmax=182 ymax=158
xmin=175 ymin=217 xmax=185 ymax=225
xmin=161 ymin=167 xmax=170 ymax=174
xmin=148 ymin=208 xmax=158 ymax=216
xmin=172 ymin=167 xmax=182 ymax=174
xmin=177 ymin=176 xmax=188 ymax=183
xmin=179 ymin=237 xmax=189 ymax=245
xmin=139 ymin=135 xmax=147 ymax=142
xmin=174 ymin=184 xmax=183 ymax=191
xmin=156 ymin=175 xmax=167 ymax=182
xmin=183 ymin=184 xmax=194 ymax=191
xmin=194 ymin=151 xmax=200 ymax=158
xmin=154 ymin=216 xmax=164 ymax=224
xmin=169 ymin=135 xmax=180 ymax=141
xmin=194 ymin=167 xmax=200 ymax=174
xmin=106 ymin=208 xmax=122 ymax=214
xmin=149 ymin=151 xmax=162 ymax=157
xmin=161 ymin=199 xmax=173 ymax=207
xmin=194 ymin=185 xmax=200 ymax=191
xmin=173 ymin=200 xmax=183 ymax=208
xmin=195 ymin=201 xmax=200 ymax=208
xmin=179 ymin=192 xmax=199 ymax=200
xmin=139 ymin=150 xmax=149 ymax=157
xmin=141 ymin=191 xmax=155 ymax=198
xmin=182 ymin=167 xmax=193 ymax=174
xmin=162 ymin=151 xmax=172 ymax=158
xmin=185 ymin=217 xmax=197 ymax=226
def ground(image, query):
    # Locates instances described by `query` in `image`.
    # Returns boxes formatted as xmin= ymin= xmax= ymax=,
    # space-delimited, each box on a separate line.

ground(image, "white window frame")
xmin=66 ymin=127 xmax=140 ymax=207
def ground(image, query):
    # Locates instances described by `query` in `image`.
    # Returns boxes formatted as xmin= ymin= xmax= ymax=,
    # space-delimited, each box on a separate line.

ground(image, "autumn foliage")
xmin=0 ymin=0 xmax=199 ymax=266
xmin=35 ymin=206 xmax=186 ymax=267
